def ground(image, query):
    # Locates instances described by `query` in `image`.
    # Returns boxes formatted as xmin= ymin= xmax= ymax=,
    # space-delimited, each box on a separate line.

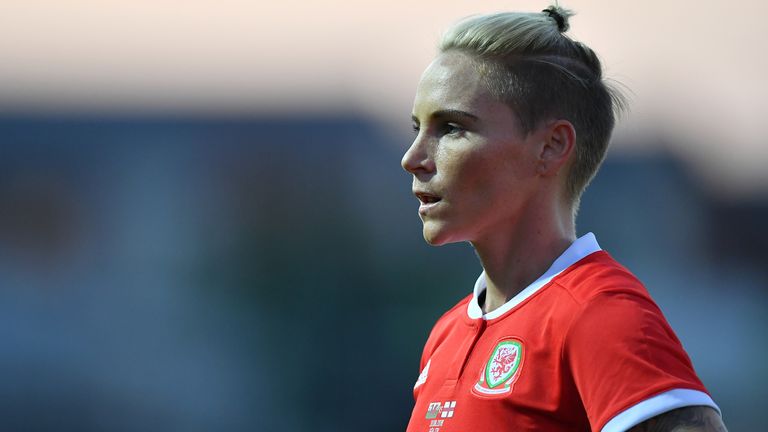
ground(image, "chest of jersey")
xmin=406 ymin=291 xmax=590 ymax=432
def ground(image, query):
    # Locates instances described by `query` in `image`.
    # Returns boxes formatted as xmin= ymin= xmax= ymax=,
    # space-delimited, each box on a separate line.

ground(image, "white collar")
xmin=467 ymin=232 xmax=602 ymax=320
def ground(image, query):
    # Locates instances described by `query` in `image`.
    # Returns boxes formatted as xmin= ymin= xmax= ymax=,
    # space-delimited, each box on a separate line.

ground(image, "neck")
xmin=471 ymin=199 xmax=575 ymax=314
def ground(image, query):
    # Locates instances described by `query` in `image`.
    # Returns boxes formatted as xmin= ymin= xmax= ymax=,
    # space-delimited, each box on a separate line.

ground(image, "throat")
xmin=478 ymin=289 xmax=487 ymax=313
xmin=480 ymin=274 xmax=534 ymax=315
xmin=480 ymin=286 xmax=513 ymax=315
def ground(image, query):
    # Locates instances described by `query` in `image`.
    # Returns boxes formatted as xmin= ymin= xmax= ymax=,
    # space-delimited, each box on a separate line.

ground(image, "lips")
xmin=413 ymin=191 xmax=442 ymax=216
xmin=415 ymin=192 xmax=441 ymax=205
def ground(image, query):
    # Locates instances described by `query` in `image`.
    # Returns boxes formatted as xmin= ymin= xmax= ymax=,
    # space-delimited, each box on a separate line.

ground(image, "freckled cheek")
xmin=440 ymin=149 xmax=499 ymax=203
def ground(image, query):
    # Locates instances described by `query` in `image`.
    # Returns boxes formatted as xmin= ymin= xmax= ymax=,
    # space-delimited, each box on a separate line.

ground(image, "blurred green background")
xmin=1 ymin=1 xmax=766 ymax=430
xmin=0 ymin=115 xmax=765 ymax=431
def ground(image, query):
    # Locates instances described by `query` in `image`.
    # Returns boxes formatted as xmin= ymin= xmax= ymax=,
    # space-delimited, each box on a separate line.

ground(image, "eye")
xmin=412 ymin=123 xmax=420 ymax=134
xmin=442 ymin=123 xmax=464 ymax=136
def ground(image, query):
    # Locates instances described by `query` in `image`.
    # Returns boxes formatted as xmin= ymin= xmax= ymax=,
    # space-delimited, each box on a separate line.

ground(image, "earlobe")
xmin=538 ymin=120 xmax=576 ymax=176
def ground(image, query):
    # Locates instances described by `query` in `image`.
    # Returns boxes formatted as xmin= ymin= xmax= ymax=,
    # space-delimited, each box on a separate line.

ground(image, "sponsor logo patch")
xmin=425 ymin=401 xmax=456 ymax=431
xmin=425 ymin=401 xmax=442 ymax=419
xmin=473 ymin=338 xmax=524 ymax=396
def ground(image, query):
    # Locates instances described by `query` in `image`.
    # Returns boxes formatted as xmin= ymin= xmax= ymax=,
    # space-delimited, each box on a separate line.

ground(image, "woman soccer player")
xmin=402 ymin=5 xmax=727 ymax=432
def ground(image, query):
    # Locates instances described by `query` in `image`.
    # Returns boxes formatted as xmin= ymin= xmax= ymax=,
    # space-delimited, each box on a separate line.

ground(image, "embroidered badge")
xmin=473 ymin=338 xmax=524 ymax=396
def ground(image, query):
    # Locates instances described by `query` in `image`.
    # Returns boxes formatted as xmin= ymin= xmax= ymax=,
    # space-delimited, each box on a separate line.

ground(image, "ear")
xmin=536 ymin=120 xmax=576 ymax=176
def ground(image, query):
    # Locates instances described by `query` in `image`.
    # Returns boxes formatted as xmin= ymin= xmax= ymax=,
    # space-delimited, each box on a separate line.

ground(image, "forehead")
xmin=413 ymin=51 xmax=497 ymax=117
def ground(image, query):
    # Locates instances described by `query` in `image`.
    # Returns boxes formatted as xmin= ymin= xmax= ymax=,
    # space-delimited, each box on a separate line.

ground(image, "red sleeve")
xmin=563 ymin=292 xmax=708 ymax=431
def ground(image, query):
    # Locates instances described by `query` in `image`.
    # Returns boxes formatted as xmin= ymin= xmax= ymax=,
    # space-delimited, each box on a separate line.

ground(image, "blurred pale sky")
xmin=0 ymin=1 xmax=766 ymax=196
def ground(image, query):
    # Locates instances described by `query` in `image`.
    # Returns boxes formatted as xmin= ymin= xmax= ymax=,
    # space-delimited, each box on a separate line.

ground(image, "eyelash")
xmin=411 ymin=123 xmax=464 ymax=136
xmin=442 ymin=123 xmax=463 ymax=135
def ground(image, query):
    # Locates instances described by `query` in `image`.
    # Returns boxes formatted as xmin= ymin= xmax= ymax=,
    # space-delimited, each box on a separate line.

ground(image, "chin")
xmin=422 ymin=222 xmax=462 ymax=246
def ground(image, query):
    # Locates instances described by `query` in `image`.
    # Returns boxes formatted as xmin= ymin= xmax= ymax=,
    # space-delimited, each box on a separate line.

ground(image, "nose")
xmin=401 ymin=134 xmax=435 ymax=175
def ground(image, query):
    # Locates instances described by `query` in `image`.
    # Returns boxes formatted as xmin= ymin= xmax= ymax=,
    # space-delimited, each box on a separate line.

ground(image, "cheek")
xmin=441 ymin=146 xmax=503 ymax=202
xmin=446 ymin=145 xmax=537 ymax=215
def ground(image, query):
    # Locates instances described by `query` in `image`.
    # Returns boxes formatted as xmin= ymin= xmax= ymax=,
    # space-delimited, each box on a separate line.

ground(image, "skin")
xmin=403 ymin=50 xmax=576 ymax=313
xmin=628 ymin=406 xmax=727 ymax=431
xmin=402 ymin=50 xmax=728 ymax=431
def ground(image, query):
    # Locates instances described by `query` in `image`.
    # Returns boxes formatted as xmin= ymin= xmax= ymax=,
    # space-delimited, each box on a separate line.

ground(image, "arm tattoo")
xmin=628 ymin=406 xmax=727 ymax=432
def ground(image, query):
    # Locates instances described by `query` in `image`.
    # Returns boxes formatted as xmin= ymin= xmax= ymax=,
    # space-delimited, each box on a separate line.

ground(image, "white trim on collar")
xmin=467 ymin=232 xmax=602 ymax=320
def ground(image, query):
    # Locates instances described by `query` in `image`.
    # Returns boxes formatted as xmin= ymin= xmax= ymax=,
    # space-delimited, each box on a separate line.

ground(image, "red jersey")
xmin=406 ymin=233 xmax=718 ymax=432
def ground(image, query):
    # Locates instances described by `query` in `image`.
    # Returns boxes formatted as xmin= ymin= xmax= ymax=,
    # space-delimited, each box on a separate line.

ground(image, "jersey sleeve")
xmin=563 ymin=291 xmax=719 ymax=432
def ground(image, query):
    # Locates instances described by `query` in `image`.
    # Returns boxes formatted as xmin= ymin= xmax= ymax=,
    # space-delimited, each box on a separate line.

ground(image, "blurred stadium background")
xmin=0 ymin=1 xmax=765 ymax=431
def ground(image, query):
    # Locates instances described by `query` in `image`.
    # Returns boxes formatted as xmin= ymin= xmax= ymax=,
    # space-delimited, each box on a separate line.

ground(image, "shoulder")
xmin=556 ymin=251 xmax=676 ymax=352
xmin=555 ymin=250 xmax=651 ymax=305
xmin=557 ymin=254 xmax=717 ymax=431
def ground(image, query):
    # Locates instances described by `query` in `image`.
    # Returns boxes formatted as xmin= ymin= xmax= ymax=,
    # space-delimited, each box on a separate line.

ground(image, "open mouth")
xmin=415 ymin=193 xmax=441 ymax=205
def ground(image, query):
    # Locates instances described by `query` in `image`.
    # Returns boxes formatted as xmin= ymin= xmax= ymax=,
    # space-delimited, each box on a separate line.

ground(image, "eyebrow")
xmin=411 ymin=109 xmax=479 ymax=124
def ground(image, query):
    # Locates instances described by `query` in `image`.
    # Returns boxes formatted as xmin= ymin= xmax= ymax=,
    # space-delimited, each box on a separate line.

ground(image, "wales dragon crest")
xmin=473 ymin=338 xmax=524 ymax=396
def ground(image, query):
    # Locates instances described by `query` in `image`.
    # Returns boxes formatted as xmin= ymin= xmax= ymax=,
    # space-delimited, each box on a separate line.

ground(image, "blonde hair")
xmin=440 ymin=5 xmax=625 ymax=210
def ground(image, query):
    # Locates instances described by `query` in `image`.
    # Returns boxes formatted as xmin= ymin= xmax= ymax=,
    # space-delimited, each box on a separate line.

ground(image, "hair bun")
xmin=542 ymin=5 xmax=572 ymax=33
